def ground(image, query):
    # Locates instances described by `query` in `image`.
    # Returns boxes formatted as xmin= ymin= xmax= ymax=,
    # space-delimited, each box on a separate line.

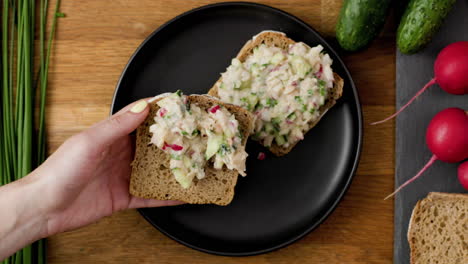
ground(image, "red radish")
xmin=385 ymin=108 xmax=468 ymax=199
xmin=162 ymin=143 xmax=183 ymax=151
xmin=372 ymin=42 xmax=468 ymax=125
xmin=271 ymin=66 xmax=280 ymax=72
xmin=426 ymin=108 xmax=468 ymax=163
xmin=159 ymin=108 xmax=167 ymax=117
xmin=170 ymin=144 xmax=183 ymax=151
xmin=257 ymin=152 xmax=266 ymax=160
xmin=316 ymin=65 xmax=323 ymax=78
xmin=458 ymin=161 xmax=468 ymax=190
xmin=209 ymin=105 xmax=220 ymax=113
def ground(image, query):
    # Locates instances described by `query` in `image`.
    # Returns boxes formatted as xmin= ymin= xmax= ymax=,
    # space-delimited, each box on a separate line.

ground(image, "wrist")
xmin=7 ymin=173 xmax=49 ymax=239
xmin=0 ymin=174 xmax=49 ymax=259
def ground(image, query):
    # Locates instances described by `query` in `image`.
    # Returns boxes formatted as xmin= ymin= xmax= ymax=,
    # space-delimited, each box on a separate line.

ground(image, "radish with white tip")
xmin=373 ymin=42 xmax=468 ymax=125
xmin=385 ymin=108 xmax=468 ymax=199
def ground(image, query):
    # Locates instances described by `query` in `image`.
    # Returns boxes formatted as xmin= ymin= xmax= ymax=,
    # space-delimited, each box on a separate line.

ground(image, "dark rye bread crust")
xmin=130 ymin=95 xmax=254 ymax=206
xmin=408 ymin=192 xmax=468 ymax=264
xmin=208 ymin=31 xmax=344 ymax=156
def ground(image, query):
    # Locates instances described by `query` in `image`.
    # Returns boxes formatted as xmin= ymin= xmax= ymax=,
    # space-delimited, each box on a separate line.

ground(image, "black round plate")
xmin=111 ymin=2 xmax=362 ymax=256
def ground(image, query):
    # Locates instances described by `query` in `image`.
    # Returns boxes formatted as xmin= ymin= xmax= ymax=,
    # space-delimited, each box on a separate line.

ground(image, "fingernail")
xmin=130 ymin=100 xmax=148 ymax=113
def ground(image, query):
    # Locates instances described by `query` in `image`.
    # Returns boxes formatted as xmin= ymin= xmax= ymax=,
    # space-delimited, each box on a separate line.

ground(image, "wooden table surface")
xmin=46 ymin=0 xmax=396 ymax=263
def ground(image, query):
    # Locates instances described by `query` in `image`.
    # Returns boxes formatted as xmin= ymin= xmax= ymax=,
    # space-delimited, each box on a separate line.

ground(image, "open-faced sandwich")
xmin=129 ymin=91 xmax=253 ymax=205
xmin=208 ymin=31 xmax=344 ymax=156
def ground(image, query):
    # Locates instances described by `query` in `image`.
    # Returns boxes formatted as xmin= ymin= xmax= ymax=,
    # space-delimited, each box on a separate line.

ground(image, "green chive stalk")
xmin=0 ymin=0 xmax=62 ymax=263
xmin=38 ymin=0 xmax=61 ymax=163
xmin=36 ymin=2 xmax=61 ymax=264
xmin=2 ymin=0 xmax=14 ymax=185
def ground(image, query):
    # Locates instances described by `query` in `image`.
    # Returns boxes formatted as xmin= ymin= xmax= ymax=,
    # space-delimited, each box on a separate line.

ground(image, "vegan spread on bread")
xmin=209 ymin=31 xmax=344 ymax=156
xmin=217 ymin=42 xmax=334 ymax=149
xmin=130 ymin=93 xmax=253 ymax=205
xmin=149 ymin=91 xmax=248 ymax=188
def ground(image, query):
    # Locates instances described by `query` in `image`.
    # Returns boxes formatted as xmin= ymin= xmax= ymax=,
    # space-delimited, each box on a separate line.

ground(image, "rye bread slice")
xmin=129 ymin=94 xmax=254 ymax=206
xmin=208 ymin=31 xmax=344 ymax=156
xmin=408 ymin=192 xmax=468 ymax=264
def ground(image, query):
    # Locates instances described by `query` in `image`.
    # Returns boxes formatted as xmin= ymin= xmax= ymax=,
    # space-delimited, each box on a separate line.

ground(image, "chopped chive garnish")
xmin=271 ymin=117 xmax=281 ymax=125
xmin=266 ymin=98 xmax=278 ymax=107
xmin=218 ymin=143 xmax=230 ymax=155
xmin=320 ymin=87 xmax=326 ymax=96
xmin=318 ymin=79 xmax=326 ymax=87
xmin=287 ymin=112 xmax=296 ymax=120
xmin=170 ymin=154 xmax=182 ymax=160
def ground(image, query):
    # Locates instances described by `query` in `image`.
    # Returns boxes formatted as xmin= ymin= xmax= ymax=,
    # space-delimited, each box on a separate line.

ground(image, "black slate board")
xmin=395 ymin=1 xmax=468 ymax=263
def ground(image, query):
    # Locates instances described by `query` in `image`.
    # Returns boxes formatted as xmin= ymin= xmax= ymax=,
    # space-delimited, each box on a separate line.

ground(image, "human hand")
xmin=31 ymin=99 xmax=182 ymax=237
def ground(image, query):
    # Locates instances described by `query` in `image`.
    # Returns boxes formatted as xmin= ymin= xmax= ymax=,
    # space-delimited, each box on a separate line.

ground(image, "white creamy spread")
xmin=217 ymin=42 xmax=334 ymax=148
xmin=149 ymin=91 xmax=247 ymax=188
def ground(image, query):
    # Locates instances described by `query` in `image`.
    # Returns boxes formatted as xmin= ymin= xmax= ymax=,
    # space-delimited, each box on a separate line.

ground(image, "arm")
xmin=0 ymin=100 xmax=181 ymax=260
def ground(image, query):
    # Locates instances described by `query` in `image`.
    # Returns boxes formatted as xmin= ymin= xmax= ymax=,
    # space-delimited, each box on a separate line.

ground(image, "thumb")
xmin=84 ymin=100 xmax=150 ymax=148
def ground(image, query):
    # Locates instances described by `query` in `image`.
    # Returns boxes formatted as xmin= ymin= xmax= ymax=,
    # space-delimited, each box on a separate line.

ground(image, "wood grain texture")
xmin=45 ymin=0 xmax=395 ymax=263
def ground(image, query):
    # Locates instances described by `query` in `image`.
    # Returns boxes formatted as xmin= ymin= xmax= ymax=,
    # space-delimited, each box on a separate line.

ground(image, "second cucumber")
xmin=397 ymin=0 xmax=456 ymax=54
xmin=336 ymin=0 xmax=392 ymax=52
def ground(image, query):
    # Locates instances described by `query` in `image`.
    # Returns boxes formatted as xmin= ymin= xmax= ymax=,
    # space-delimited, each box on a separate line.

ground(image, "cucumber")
xmin=205 ymin=134 xmax=222 ymax=160
xmin=271 ymin=52 xmax=285 ymax=65
xmin=291 ymin=55 xmax=311 ymax=79
xmin=275 ymin=135 xmax=286 ymax=146
xmin=265 ymin=123 xmax=275 ymax=135
xmin=336 ymin=0 xmax=391 ymax=51
xmin=172 ymin=168 xmax=190 ymax=189
xmin=397 ymin=0 xmax=456 ymax=54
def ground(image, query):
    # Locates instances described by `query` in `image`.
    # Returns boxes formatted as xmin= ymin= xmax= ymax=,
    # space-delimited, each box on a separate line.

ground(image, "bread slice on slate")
xmin=408 ymin=192 xmax=468 ymax=264
xmin=208 ymin=31 xmax=344 ymax=156
xmin=129 ymin=94 xmax=253 ymax=206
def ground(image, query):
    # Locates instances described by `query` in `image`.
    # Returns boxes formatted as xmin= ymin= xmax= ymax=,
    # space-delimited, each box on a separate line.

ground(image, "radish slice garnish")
xmin=257 ymin=152 xmax=266 ymax=160
xmin=209 ymin=105 xmax=220 ymax=113
xmin=163 ymin=142 xmax=183 ymax=151
xmin=159 ymin=108 xmax=167 ymax=117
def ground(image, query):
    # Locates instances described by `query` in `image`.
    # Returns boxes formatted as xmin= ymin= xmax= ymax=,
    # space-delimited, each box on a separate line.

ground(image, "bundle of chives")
xmin=1 ymin=0 xmax=62 ymax=263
